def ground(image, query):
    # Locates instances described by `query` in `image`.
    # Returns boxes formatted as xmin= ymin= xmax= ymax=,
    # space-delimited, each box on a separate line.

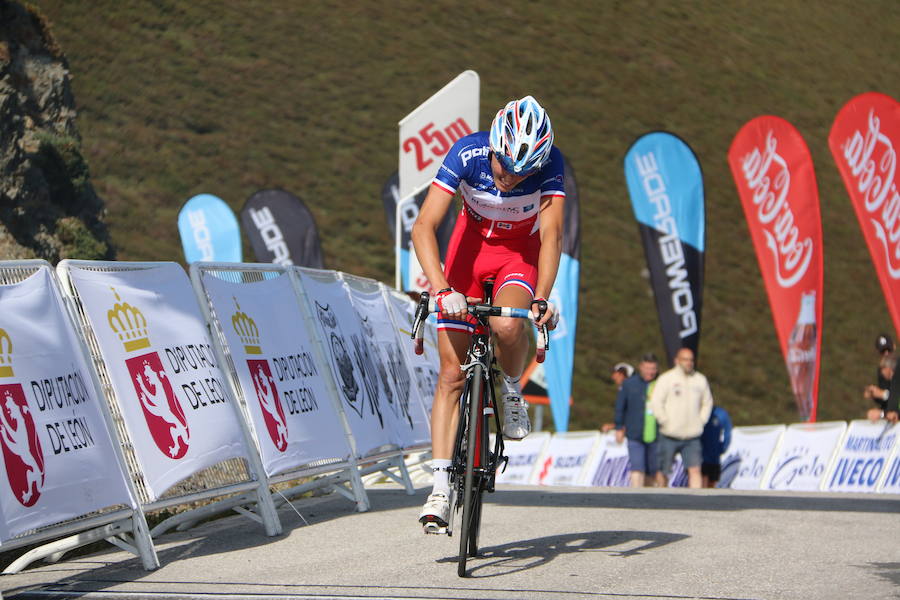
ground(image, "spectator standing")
xmin=865 ymin=354 xmax=895 ymax=421
xmin=611 ymin=362 xmax=634 ymax=389
xmin=649 ymin=347 xmax=713 ymax=488
xmin=614 ymin=354 xmax=660 ymax=487
xmin=600 ymin=363 xmax=635 ymax=433
xmin=700 ymin=404 xmax=732 ymax=488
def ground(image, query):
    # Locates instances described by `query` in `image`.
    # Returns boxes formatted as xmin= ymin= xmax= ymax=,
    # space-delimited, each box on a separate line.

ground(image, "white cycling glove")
xmin=435 ymin=288 xmax=467 ymax=316
xmin=531 ymin=298 xmax=560 ymax=330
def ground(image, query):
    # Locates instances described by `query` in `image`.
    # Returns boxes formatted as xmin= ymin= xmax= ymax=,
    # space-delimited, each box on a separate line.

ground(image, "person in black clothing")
xmin=866 ymin=334 xmax=895 ymax=421
xmin=614 ymin=353 xmax=660 ymax=487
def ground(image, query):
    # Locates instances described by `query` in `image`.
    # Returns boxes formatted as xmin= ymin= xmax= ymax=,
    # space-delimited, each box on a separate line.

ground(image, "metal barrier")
xmin=293 ymin=267 xmax=415 ymax=498
xmin=189 ymin=262 xmax=369 ymax=512
xmin=0 ymin=260 xmax=158 ymax=573
xmin=55 ymin=260 xmax=280 ymax=540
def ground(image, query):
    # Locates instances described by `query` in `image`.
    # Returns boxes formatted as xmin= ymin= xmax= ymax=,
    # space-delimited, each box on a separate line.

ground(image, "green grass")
xmin=32 ymin=0 xmax=900 ymax=429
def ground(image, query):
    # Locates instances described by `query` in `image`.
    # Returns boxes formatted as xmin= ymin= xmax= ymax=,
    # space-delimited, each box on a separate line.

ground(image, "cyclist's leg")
xmin=489 ymin=248 xmax=538 ymax=439
xmin=430 ymin=328 xmax=471 ymax=461
xmin=491 ymin=283 xmax=532 ymax=377
xmin=419 ymin=327 xmax=469 ymax=528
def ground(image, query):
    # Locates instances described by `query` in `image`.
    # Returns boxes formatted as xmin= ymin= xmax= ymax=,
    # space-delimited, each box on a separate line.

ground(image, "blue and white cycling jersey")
xmin=431 ymin=132 xmax=566 ymax=240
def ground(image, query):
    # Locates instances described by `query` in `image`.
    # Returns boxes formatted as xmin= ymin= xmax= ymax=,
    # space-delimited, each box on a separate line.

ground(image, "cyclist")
xmin=412 ymin=96 xmax=565 ymax=528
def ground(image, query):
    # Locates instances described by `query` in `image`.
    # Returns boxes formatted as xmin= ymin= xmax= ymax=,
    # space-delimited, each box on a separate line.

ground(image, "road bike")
xmin=411 ymin=279 xmax=549 ymax=577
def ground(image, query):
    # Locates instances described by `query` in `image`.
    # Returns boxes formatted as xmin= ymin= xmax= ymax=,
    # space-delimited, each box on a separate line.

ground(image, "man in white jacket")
xmin=648 ymin=347 xmax=713 ymax=488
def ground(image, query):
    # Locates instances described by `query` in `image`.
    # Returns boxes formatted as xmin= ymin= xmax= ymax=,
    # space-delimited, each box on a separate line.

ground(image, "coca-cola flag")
xmin=729 ymin=116 xmax=824 ymax=422
xmin=624 ymin=132 xmax=705 ymax=366
xmin=241 ymin=189 xmax=325 ymax=269
xmin=828 ymin=92 xmax=900 ymax=336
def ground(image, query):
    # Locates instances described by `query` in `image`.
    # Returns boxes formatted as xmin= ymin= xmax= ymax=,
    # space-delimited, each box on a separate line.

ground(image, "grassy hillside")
xmin=33 ymin=0 xmax=900 ymax=429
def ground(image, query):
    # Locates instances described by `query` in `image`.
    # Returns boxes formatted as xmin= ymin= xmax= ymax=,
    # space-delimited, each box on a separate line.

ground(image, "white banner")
xmin=717 ymin=425 xmax=785 ymax=490
xmin=880 ymin=445 xmax=900 ymax=493
xmin=0 ymin=268 xmax=134 ymax=539
xmin=67 ymin=264 xmax=250 ymax=500
xmin=530 ymin=432 xmax=599 ymax=486
xmin=761 ymin=421 xmax=846 ymax=491
xmin=494 ymin=431 xmax=550 ymax=485
xmin=201 ymin=273 xmax=351 ymax=476
xmin=581 ymin=432 xmax=629 ymax=487
xmin=345 ymin=284 xmax=430 ymax=448
xmin=384 ymin=290 xmax=438 ymax=415
xmin=823 ymin=420 xmax=898 ymax=493
xmin=398 ymin=70 xmax=479 ymax=200
xmin=296 ymin=271 xmax=393 ymax=456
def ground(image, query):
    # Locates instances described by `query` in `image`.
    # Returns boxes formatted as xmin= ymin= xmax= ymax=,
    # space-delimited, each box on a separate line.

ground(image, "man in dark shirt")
xmin=614 ymin=353 xmax=660 ymax=487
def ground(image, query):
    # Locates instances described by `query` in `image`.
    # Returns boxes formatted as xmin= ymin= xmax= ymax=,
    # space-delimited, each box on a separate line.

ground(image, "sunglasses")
xmin=493 ymin=152 xmax=537 ymax=176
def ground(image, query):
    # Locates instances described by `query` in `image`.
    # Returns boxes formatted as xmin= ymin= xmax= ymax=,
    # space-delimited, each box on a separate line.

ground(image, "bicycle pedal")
xmin=422 ymin=522 xmax=449 ymax=535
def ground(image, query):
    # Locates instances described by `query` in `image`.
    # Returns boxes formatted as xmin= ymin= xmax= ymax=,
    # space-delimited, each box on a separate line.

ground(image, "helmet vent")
xmin=517 ymin=143 xmax=528 ymax=161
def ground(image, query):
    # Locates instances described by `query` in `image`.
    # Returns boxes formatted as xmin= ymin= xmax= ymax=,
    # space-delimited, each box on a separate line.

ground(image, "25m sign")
xmin=402 ymin=119 xmax=472 ymax=171
xmin=398 ymin=70 xmax=480 ymax=199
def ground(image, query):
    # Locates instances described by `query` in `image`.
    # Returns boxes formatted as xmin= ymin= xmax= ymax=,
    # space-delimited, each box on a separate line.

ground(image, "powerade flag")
xmin=177 ymin=194 xmax=242 ymax=263
xmin=241 ymin=189 xmax=324 ymax=268
xmin=624 ymin=132 xmax=704 ymax=366
xmin=544 ymin=152 xmax=580 ymax=432
xmin=729 ymin=116 xmax=824 ymax=422
xmin=380 ymin=170 xmax=457 ymax=292
xmin=829 ymin=93 xmax=900 ymax=336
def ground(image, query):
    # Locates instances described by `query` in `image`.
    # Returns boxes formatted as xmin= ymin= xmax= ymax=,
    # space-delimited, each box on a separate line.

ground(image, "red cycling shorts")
xmin=439 ymin=211 xmax=540 ymax=334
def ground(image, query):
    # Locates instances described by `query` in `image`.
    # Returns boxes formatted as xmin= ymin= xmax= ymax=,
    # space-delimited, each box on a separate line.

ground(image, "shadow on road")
xmin=480 ymin=487 xmax=900 ymax=514
xmin=865 ymin=562 xmax=900 ymax=587
xmin=437 ymin=529 xmax=689 ymax=578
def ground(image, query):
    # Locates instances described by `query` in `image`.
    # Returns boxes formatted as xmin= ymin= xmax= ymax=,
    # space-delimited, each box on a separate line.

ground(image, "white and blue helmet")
xmin=489 ymin=95 xmax=554 ymax=174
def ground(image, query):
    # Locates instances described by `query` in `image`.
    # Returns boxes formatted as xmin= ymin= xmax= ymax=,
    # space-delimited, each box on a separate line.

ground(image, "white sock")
xmin=502 ymin=373 xmax=521 ymax=397
xmin=431 ymin=459 xmax=451 ymax=496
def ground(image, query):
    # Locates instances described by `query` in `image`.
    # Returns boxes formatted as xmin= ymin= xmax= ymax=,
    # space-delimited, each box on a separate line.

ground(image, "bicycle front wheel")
xmin=457 ymin=363 xmax=485 ymax=577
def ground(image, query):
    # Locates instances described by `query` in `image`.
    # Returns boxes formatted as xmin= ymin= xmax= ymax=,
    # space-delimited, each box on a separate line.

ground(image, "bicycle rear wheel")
xmin=457 ymin=364 xmax=485 ymax=577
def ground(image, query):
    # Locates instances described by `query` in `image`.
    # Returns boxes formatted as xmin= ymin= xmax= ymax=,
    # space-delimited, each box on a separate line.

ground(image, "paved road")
xmin=2 ymin=484 xmax=898 ymax=600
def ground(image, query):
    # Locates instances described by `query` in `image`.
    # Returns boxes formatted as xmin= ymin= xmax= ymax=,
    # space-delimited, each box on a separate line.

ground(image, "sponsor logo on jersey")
xmin=460 ymin=146 xmax=490 ymax=167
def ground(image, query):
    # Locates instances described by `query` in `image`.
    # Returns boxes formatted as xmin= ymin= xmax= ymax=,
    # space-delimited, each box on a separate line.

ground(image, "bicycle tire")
xmin=457 ymin=363 xmax=484 ymax=577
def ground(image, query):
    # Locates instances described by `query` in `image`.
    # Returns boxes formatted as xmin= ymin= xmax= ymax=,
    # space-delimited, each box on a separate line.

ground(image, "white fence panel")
xmin=56 ymin=260 xmax=279 ymax=538
xmin=761 ymin=421 xmax=846 ymax=492
xmin=293 ymin=269 xmax=395 ymax=457
xmin=580 ymin=432 xmax=629 ymax=487
xmin=494 ymin=431 xmax=551 ymax=485
xmin=0 ymin=260 xmax=157 ymax=572
xmin=823 ymin=420 xmax=898 ymax=493
xmin=342 ymin=274 xmax=431 ymax=449
xmin=194 ymin=266 xmax=353 ymax=473
xmin=717 ymin=425 xmax=786 ymax=490
xmin=383 ymin=290 xmax=438 ymax=416
xmin=531 ymin=432 xmax=601 ymax=486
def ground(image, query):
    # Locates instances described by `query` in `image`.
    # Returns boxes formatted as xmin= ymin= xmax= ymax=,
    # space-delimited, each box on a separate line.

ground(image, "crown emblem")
xmin=231 ymin=298 xmax=261 ymax=355
xmin=0 ymin=328 xmax=13 ymax=378
xmin=107 ymin=288 xmax=150 ymax=352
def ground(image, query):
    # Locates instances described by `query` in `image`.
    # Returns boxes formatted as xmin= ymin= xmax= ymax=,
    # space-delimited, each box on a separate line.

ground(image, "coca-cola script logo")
xmin=0 ymin=385 xmax=45 ymax=507
xmin=839 ymin=109 xmax=900 ymax=277
xmin=108 ymin=289 xmax=190 ymax=459
xmin=740 ymin=131 xmax=813 ymax=288
xmin=248 ymin=360 xmax=288 ymax=452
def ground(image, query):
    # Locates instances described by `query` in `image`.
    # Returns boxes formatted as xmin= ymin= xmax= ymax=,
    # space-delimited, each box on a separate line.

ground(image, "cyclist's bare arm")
xmin=534 ymin=194 xmax=565 ymax=326
xmin=411 ymin=185 xmax=455 ymax=293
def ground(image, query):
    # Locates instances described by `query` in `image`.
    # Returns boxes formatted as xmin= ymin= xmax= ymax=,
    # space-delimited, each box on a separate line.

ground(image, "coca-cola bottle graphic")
xmin=786 ymin=291 xmax=817 ymax=421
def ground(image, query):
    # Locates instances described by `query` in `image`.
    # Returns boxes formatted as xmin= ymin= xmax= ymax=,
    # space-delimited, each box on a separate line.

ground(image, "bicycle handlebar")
xmin=410 ymin=292 xmax=550 ymax=363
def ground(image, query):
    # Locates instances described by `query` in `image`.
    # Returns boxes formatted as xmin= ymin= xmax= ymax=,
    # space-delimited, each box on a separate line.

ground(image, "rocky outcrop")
xmin=0 ymin=1 xmax=113 ymax=262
